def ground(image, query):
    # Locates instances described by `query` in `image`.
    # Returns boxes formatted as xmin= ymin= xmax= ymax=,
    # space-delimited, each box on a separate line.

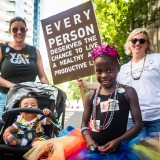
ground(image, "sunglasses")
xmin=11 ymin=27 xmax=27 ymax=33
xmin=130 ymin=38 xmax=147 ymax=44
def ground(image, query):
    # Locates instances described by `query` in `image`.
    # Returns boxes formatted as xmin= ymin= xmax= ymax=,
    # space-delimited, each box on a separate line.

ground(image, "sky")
xmin=41 ymin=0 xmax=84 ymax=19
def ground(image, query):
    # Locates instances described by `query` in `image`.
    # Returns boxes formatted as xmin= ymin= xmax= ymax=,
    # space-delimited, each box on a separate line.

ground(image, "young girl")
xmin=3 ymin=95 xmax=51 ymax=146
xmin=70 ymin=44 xmax=143 ymax=159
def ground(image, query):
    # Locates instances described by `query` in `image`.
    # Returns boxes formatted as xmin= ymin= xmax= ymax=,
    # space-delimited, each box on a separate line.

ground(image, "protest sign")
xmin=41 ymin=1 xmax=101 ymax=84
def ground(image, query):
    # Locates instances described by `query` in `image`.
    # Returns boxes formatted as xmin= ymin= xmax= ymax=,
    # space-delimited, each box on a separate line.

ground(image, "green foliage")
xmin=93 ymin=0 xmax=130 ymax=63
xmin=66 ymin=0 xmax=159 ymax=100
xmin=93 ymin=0 xmax=159 ymax=63
xmin=66 ymin=80 xmax=81 ymax=100
xmin=66 ymin=75 xmax=97 ymax=100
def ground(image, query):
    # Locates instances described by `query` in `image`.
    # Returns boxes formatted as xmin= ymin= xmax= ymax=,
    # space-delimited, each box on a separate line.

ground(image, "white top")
xmin=118 ymin=53 xmax=160 ymax=121
xmin=13 ymin=114 xmax=47 ymax=134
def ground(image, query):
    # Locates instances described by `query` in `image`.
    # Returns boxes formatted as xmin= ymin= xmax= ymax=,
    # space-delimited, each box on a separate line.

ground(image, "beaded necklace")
xmin=92 ymin=83 xmax=119 ymax=131
xmin=131 ymin=55 xmax=146 ymax=80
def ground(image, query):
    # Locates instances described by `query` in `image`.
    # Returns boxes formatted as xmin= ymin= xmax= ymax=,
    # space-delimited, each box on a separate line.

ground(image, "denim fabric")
xmin=0 ymin=91 xmax=7 ymax=119
xmin=127 ymin=118 xmax=160 ymax=138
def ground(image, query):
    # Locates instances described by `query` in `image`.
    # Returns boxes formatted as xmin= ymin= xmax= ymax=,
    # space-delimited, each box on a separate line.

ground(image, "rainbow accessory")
xmin=91 ymin=44 xmax=120 ymax=60
xmin=31 ymin=135 xmax=49 ymax=145
xmin=117 ymin=87 xmax=125 ymax=93
xmin=22 ymin=53 xmax=29 ymax=58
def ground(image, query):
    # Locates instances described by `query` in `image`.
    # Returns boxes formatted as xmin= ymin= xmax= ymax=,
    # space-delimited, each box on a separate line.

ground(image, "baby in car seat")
xmin=3 ymin=95 xmax=52 ymax=146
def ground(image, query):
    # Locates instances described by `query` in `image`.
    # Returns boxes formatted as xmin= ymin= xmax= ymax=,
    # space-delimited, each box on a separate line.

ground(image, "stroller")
xmin=0 ymin=82 xmax=67 ymax=160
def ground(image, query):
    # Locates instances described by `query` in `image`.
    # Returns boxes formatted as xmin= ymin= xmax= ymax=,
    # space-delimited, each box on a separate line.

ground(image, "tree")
xmin=93 ymin=0 xmax=131 ymax=63
xmin=93 ymin=0 xmax=160 ymax=63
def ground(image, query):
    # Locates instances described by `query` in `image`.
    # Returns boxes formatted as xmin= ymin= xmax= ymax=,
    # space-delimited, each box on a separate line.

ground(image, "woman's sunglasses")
xmin=130 ymin=38 xmax=147 ymax=44
xmin=11 ymin=27 xmax=27 ymax=33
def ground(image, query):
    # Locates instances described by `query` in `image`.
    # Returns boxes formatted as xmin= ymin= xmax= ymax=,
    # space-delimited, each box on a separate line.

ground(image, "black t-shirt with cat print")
xmin=0 ymin=44 xmax=38 ymax=93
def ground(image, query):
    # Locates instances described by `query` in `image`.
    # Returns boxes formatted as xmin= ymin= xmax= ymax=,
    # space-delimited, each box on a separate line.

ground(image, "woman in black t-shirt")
xmin=0 ymin=16 xmax=48 ymax=119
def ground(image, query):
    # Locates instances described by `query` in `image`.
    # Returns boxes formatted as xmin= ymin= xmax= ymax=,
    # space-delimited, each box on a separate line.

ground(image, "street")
xmin=63 ymin=109 xmax=83 ymax=129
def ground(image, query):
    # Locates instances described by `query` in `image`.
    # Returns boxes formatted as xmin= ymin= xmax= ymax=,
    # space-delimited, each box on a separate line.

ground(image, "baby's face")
xmin=20 ymin=97 xmax=38 ymax=109
xmin=20 ymin=97 xmax=39 ymax=121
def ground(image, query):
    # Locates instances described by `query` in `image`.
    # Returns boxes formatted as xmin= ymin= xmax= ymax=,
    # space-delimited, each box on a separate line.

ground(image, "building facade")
xmin=33 ymin=0 xmax=40 ymax=47
xmin=0 ymin=0 xmax=35 ymax=44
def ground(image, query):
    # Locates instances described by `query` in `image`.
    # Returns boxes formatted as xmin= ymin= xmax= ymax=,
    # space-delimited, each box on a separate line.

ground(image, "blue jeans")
xmin=0 ymin=92 xmax=7 ymax=119
xmin=128 ymin=118 xmax=160 ymax=138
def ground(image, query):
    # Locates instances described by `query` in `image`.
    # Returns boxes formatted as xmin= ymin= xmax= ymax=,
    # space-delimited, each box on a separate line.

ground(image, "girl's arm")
xmin=116 ymin=86 xmax=142 ymax=142
xmin=81 ymin=90 xmax=98 ymax=151
xmin=81 ymin=91 xmax=93 ymax=128
xmin=36 ymin=49 xmax=49 ymax=84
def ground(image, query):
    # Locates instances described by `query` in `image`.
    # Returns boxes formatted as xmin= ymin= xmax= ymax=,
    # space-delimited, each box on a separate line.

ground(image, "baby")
xmin=3 ymin=95 xmax=52 ymax=146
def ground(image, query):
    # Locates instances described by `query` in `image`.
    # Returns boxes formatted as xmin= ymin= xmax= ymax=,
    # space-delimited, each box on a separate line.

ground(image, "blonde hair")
xmin=124 ymin=28 xmax=154 ymax=55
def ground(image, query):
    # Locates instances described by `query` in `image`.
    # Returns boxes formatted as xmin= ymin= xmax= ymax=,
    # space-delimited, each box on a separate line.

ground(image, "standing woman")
xmin=0 ymin=16 xmax=48 ymax=119
xmin=119 ymin=28 xmax=160 ymax=138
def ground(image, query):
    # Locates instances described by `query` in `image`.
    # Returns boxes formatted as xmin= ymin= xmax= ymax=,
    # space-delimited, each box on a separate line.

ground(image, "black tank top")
xmin=90 ymin=84 xmax=129 ymax=146
xmin=0 ymin=44 xmax=38 ymax=93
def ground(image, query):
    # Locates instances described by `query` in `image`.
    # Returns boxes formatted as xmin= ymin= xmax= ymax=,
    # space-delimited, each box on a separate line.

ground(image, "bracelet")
xmin=83 ymin=133 xmax=90 ymax=137
xmin=81 ymin=127 xmax=89 ymax=133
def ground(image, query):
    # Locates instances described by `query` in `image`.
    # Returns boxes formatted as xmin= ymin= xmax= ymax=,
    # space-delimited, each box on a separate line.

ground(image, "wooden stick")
xmin=79 ymin=85 xmax=85 ymax=107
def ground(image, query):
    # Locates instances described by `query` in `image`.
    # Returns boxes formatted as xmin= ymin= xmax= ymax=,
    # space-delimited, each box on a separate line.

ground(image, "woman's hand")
xmin=98 ymin=139 xmax=120 ymax=154
xmin=76 ymin=78 xmax=100 ymax=89
xmin=0 ymin=76 xmax=15 ymax=88
xmin=76 ymin=78 xmax=84 ymax=87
